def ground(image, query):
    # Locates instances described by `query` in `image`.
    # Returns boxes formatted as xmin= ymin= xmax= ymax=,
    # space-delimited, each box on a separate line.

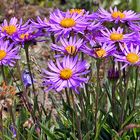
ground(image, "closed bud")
xmin=107 ymin=68 xmax=119 ymax=80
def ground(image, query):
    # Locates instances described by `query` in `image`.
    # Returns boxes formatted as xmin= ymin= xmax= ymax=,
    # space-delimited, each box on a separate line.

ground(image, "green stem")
xmin=94 ymin=59 xmax=101 ymax=140
xmin=121 ymin=67 xmax=131 ymax=123
xmin=112 ymin=59 xmax=116 ymax=111
xmin=71 ymin=89 xmax=82 ymax=140
xmin=110 ymin=59 xmax=116 ymax=115
xmin=65 ymin=88 xmax=71 ymax=107
xmin=51 ymin=34 xmax=55 ymax=44
xmin=51 ymin=34 xmax=57 ymax=56
xmin=78 ymin=92 xmax=89 ymax=137
xmin=24 ymin=45 xmax=35 ymax=94
xmin=8 ymin=68 xmax=21 ymax=92
xmin=9 ymin=103 xmax=19 ymax=140
xmin=111 ymin=80 xmax=117 ymax=118
xmin=133 ymin=67 xmax=139 ymax=110
xmin=81 ymin=52 xmax=84 ymax=61
xmin=0 ymin=107 xmax=3 ymax=139
xmin=16 ymin=61 xmax=37 ymax=125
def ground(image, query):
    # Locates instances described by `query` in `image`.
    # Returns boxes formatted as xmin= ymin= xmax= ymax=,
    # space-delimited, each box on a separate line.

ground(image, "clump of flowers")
xmin=0 ymin=6 xmax=140 ymax=140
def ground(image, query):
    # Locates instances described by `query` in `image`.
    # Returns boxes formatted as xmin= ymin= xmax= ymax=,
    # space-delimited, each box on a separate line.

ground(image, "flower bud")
xmin=107 ymin=68 xmax=119 ymax=80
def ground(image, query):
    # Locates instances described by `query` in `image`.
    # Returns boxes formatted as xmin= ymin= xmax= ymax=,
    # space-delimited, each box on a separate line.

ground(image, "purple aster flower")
xmin=22 ymin=70 xmax=32 ymax=87
xmin=114 ymin=43 xmax=140 ymax=69
xmin=96 ymin=27 xmax=134 ymax=44
xmin=81 ymin=43 xmax=115 ymax=58
xmin=0 ymin=40 xmax=20 ymax=66
xmin=14 ymin=30 xmax=32 ymax=42
xmin=51 ymin=37 xmax=83 ymax=56
xmin=49 ymin=9 xmax=89 ymax=39
xmin=0 ymin=17 xmax=23 ymax=39
xmin=42 ymin=56 xmax=89 ymax=92
xmin=12 ymin=19 xmax=42 ymax=46
xmin=13 ymin=27 xmax=37 ymax=46
xmin=97 ymin=7 xmax=140 ymax=23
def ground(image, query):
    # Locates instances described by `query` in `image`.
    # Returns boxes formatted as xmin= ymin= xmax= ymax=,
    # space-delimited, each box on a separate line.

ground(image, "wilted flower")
xmin=12 ymin=19 xmax=41 ymax=46
xmin=0 ymin=40 xmax=20 ymax=66
xmin=97 ymin=7 xmax=140 ymax=23
xmin=42 ymin=56 xmax=89 ymax=92
xmin=51 ymin=37 xmax=83 ymax=56
xmin=114 ymin=43 xmax=140 ymax=69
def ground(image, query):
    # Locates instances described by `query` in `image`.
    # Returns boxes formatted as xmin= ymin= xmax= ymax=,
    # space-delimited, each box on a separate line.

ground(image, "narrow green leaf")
xmin=40 ymin=123 xmax=56 ymax=140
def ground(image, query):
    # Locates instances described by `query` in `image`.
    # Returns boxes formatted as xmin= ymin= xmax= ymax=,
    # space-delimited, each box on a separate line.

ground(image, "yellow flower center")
xmin=110 ymin=33 xmax=123 ymax=41
xmin=0 ymin=50 xmax=6 ymax=60
xmin=69 ymin=9 xmax=83 ymax=14
xmin=60 ymin=68 xmax=72 ymax=80
xmin=60 ymin=18 xmax=76 ymax=28
xmin=65 ymin=45 xmax=76 ymax=55
xmin=95 ymin=48 xmax=106 ymax=58
xmin=20 ymin=33 xmax=29 ymax=40
xmin=112 ymin=11 xmax=125 ymax=19
xmin=126 ymin=53 xmax=139 ymax=63
xmin=2 ymin=25 xmax=17 ymax=35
